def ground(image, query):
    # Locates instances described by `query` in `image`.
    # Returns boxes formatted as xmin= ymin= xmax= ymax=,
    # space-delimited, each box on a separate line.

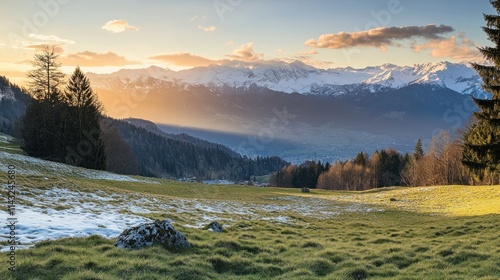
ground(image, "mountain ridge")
xmin=87 ymin=60 xmax=487 ymax=98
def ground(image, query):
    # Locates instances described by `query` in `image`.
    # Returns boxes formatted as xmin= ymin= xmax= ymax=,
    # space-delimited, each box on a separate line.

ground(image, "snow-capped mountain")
xmin=87 ymin=61 xmax=487 ymax=98
xmin=84 ymin=61 xmax=484 ymax=163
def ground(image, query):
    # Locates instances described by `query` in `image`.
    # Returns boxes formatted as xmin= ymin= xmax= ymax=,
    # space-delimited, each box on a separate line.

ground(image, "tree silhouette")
xmin=26 ymin=47 xmax=65 ymax=102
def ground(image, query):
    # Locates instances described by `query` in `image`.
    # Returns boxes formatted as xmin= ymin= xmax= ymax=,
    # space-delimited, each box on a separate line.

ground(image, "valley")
xmin=87 ymin=62 xmax=481 ymax=163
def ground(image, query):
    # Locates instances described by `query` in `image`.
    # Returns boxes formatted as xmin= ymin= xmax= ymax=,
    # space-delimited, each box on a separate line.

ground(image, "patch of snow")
xmin=0 ymin=151 xmax=158 ymax=183
xmin=261 ymin=215 xmax=291 ymax=224
xmin=0 ymin=186 xmax=151 ymax=252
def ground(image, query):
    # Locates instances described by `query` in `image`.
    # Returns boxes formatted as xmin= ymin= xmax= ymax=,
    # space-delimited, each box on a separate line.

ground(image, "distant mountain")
xmin=102 ymin=118 xmax=288 ymax=179
xmin=87 ymin=60 xmax=487 ymax=98
xmin=87 ymin=61 xmax=481 ymax=163
xmin=123 ymin=118 xmax=239 ymax=157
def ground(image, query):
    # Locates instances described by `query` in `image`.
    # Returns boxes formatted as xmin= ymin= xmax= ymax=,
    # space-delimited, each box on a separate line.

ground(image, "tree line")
xmin=270 ymin=128 xmax=499 ymax=190
xmin=270 ymin=147 xmax=408 ymax=190
xmin=22 ymin=49 xmax=106 ymax=170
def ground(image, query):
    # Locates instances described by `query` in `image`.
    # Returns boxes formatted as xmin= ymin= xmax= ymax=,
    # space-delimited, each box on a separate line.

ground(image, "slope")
xmin=102 ymin=118 xmax=288 ymax=180
xmin=0 ymin=76 xmax=31 ymax=136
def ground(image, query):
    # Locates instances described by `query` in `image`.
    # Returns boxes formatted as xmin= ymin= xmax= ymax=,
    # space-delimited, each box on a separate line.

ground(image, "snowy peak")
xmin=88 ymin=61 xmax=486 ymax=98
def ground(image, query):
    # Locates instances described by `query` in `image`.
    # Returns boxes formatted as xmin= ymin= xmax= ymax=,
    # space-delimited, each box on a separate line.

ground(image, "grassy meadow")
xmin=0 ymin=134 xmax=499 ymax=279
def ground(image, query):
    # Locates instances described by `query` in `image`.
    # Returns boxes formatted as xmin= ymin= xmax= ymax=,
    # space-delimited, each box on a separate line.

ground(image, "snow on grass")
xmin=0 ymin=147 xmax=387 ymax=251
xmin=0 ymin=133 xmax=14 ymax=142
xmin=0 ymin=186 xmax=152 ymax=252
xmin=0 ymin=182 xmax=388 ymax=252
xmin=0 ymin=151 xmax=157 ymax=183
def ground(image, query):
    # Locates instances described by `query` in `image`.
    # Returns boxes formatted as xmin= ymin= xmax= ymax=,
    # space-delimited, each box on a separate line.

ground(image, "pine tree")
xmin=414 ymin=138 xmax=424 ymax=160
xmin=462 ymin=0 xmax=500 ymax=183
xmin=63 ymin=66 xmax=106 ymax=170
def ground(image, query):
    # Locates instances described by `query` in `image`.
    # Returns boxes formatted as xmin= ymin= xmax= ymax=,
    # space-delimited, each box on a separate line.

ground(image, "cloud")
xmin=150 ymin=53 xmax=221 ymax=67
xmin=198 ymin=25 xmax=216 ymax=32
xmin=150 ymin=43 xmax=262 ymax=67
xmin=191 ymin=15 xmax=207 ymax=22
xmin=226 ymin=43 xmax=263 ymax=61
xmin=102 ymin=20 xmax=139 ymax=33
xmin=413 ymin=33 xmax=482 ymax=62
xmin=299 ymin=49 xmax=318 ymax=55
xmin=306 ymin=24 xmax=454 ymax=49
xmin=60 ymin=51 xmax=140 ymax=66
xmin=11 ymin=33 xmax=74 ymax=53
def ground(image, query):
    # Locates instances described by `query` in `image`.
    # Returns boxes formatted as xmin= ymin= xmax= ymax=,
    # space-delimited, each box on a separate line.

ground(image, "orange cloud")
xmin=306 ymin=24 xmax=454 ymax=49
xmin=413 ymin=33 xmax=482 ymax=62
xmin=102 ymin=20 xmax=139 ymax=33
xmin=226 ymin=43 xmax=263 ymax=61
xmin=150 ymin=53 xmax=221 ymax=67
xmin=198 ymin=25 xmax=216 ymax=32
xmin=60 ymin=51 xmax=140 ymax=66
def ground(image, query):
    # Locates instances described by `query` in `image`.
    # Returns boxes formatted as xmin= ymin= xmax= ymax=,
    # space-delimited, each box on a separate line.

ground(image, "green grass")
xmin=3 ymin=211 xmax=499 ymax=279
xmin=1 ymin=138 xmax=500 ymax=279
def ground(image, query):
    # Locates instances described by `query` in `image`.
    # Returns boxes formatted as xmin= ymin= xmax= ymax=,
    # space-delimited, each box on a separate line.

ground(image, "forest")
xmin=270 ymin=131 xmax=481 ymax=190
xmin=102 ymin=117 xmax=288 ymax=179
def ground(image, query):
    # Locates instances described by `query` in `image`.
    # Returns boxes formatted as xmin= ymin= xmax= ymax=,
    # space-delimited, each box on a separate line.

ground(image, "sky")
xmin=0 ymin=0 xmax=497 ymax=85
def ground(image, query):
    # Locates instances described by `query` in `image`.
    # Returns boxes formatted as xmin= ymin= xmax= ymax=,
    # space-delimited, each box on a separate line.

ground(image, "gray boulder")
xmin=207 ymin=221 xmax=223 ymax=233
xmin=115 ymin=220 xmax=190 ymax=249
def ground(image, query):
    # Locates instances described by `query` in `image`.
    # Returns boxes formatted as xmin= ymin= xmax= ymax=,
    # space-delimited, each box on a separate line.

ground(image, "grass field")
xmin=1 ymin=135 xmax=499 ymax=279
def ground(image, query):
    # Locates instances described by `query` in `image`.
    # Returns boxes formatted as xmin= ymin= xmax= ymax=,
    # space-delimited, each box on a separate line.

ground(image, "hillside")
xmin=1 ymin=135 xmax=499 ymax=279
xmin=0 ymin=76 xmax=31 ymax=136
xmin=103 ymin=118 xmax=288 ymax=179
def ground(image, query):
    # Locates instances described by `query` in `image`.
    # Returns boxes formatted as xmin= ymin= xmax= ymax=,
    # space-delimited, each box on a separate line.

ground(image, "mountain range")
xmin=86 ymin=61 xmax=484 ymax=163
xmin=87 ymin=60 xmax=487 ymax=98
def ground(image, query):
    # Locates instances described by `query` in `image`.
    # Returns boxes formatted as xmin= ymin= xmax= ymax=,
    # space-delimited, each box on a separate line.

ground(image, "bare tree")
xmin=27 ymin=46 xmax=65 ymax=101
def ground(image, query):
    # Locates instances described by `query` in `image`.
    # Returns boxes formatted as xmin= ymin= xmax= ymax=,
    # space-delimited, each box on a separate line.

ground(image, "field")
xmin=0 ymin=135 xmax=499 ymax=279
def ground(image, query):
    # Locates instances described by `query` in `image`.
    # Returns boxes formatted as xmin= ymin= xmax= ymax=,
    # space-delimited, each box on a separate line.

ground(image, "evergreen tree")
xmin=63 ymin=66 xmax=106 ymax=170
xmin=462 ymin=1 xmax=500 ymax=183
xmin=414 ymin=138 xmax=424 ymax=160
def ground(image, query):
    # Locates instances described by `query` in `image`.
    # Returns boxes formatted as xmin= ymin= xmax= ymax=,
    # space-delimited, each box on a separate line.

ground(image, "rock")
xmin=301 ymin=188 xmax=310 ymax=193
xmin=390 ymin=197 xmax=397 ymax=202
xmin=114 ymin=220 xmax=190 ymax=249
xmin=207 ymin=221 xmax=223 ymax=233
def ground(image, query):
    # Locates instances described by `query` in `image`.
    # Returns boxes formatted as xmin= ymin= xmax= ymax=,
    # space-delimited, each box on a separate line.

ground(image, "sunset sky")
xmin=0 ymin=0 xmax=496 ymax=85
